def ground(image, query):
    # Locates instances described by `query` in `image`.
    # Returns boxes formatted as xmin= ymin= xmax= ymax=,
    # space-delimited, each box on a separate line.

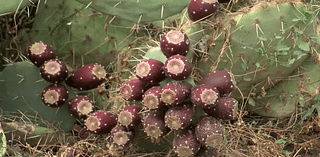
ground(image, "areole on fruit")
xmin=118 ymin=105 xmax=141 ymax=128
xmin=41 ymin=84 xmax=69 ymax=107
xmin=187 ymin=0 xmax=219 ymax=22
xmin=68 ymin=96 xmax=95 ymax=119
xmin=160 ymin=30 xmax=190 ymax=58
xmin=84 ymin=111 xmax=117 ymax=134
xmin=191 ymin=85 xmax=220 ymax=110
xmin=164 ymin=55 xmax=193 ymax=80
xmin=111 ymin=125 xmax=134 ymax=146
xmin=28 ymin=41 xmax=56 ymax=67
xmin=40 ymin=59 xmax=68 ymax=83
xmin=173 ymin=128 xmax=201 ymax=157
xmin=135 ymin=59 xmax=165 ymax=83
xmin=66 ymin=63 xmax=106 ymax=90
xmin=29 ymin=41 xmax=46 ymax=55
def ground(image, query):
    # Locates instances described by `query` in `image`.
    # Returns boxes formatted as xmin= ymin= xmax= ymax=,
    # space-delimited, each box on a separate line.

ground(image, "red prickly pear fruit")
xmin=164 ymin=55 xmax=193 ymax=80
xmin=164 ymin=104 xmax=195 ymax=130
xmin=142 ymin=86 xmax=164 ymax=109
xmin=135 ymin=59 xmax=165 ymax=84
xmin=28 ymin=41 xmax=56 ymax=67
xmin=143 ymin=109 xmax=169 ymax=140
xmin=160 ymin=30 xmax=190 ymax=58
xmin=41 ymin=84 xmax=68 ymax=107
xmin=68 ymin=96 xmax=95 ymax=119
xmin=118 ymin=105 xmax=141 ymax=129
xmin=173 ymin=128 xmax=201 ymax=157
xmin=161 ymin=81 xmax=192 ymax=105
xmin=195 ymin=147 xmax=218 ymax=157
xmin=120 ymin=78 xmax=147 ymax=101
xmin=195 ymin=116 xmax=224 ymax=148
xmin=40 ymin=59 xmax=68 ymax=83
xmin=191 ymin=85 xmax=220 ymax=110
xmin=205 ymin=96 xmax=238 ymax=121
xmin=84 ymin=111 xmax=117 ymax=134
xmin=110 ymin=125 xmax=134 ymax=146
xmin=187 ymin=0 xmax=219 ymax=22
xmin=66 ymin=63 xmax=106 ymax=90
xmin=197 ymin=70 xmax=235 ymax=95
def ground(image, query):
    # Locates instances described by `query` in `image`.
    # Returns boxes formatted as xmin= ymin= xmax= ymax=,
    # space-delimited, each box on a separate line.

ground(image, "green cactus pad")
xmin=76 ymin=0 xmax=190 ymax=22
xmin=0 ymin=0 xmax=31 ymax=15
xmin=0 ymin=61 xmax=75 ymax=132
xmin=32 ymin=0 xmax=146 ymax=68
xmin=196 ymin=1 xmax=319 ymax=99
xmin=247 ymin=55 xmax=320 ymax=117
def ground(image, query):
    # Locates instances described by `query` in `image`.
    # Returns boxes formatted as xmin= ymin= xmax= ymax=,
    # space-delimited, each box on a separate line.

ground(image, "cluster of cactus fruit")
xmin=2 ymin=0 xmax=320 ymax=156
xmin=115 ymin=3 xmax=239 ymax=154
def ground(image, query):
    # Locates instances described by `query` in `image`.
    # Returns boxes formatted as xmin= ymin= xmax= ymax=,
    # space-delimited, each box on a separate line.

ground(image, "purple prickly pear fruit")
xmin=205 ymin=96 xmax=238 ymax=121
xmin=40 ymin=59 xmax=68 ymax=83
xmin=84 ymin=111 xmax=117 ymax=134
xmin=195 ymin=147 xmax=218 ymax=157
xmin=191 ymin=85 xmax=220 ymax=110
xmin=164 ymin=104 xmax=195 ymax=130
xmin=195 ymin=116 xmax=224 ymax=148
xmin=120 ymin=78 xmax=147 ymax=101
xmin=136 ymin=59 xmax=165 ymax=84
xmin=143 ymin=109 xmax=169 ymax=140
xmin=118 ymin=105 xmax=141 ymax=128
xmin=160 ymin=30 xmax=190 ymax=58
xmin=173 ymin=128 xmax=201 ymax=157
xmin=161 ymin=81 xmax=192 ymax=105
xmin=187 ymin=0 xmax=219 ymax=22
xmin=164 ymin=55 xmax=193 ymax=80
xmin=66 ymin=63 xmax=106 ymax=90
xmin=68 ymin=96 xmax=95 ymax=119
xmin=142 ymin=86 xmax=164 ymax=109
xmin=28 ymin=41 xmax=56 ymax=67
xmin=110 ymin=125 xmax=134 ymax=146
xmin=197 ymin=70 xmax=235 ymax=95
xmin=41 ymin=84 xmax=68 ymax=107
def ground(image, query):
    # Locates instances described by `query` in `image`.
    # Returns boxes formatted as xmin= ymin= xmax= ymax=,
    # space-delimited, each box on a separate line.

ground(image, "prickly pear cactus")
xmin=31 ymin=0 xmax=147 ymax=68
xmin=76 ymin=0 xmax=191 ymax=22
xmin=196 ymin=1 xmax=319 ymax=99
xmin=0 ymin=0 xmax=31 ymax=15
xmin=247 ymin=54 xmax=320 ymax=117
xmin=0 ymin=61 xmax=75 ymax=131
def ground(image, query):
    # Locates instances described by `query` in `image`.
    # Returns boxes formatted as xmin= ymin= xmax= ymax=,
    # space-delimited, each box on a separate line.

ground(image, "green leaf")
xmin=248 ymin=97 xmax=255 ymax=106
xmin=296 ymin=37 xmax=310 ymax=51
xmin=292 ymin=18 xmax=300 ymax=22
xmin=144 ymin=47 xmax=167 ymax=63
xmin=275 ymin=139 xmax=287 ymax=144
xmin=243 ymin=75 xmax=252 ymax=81
xmin=255 ymin=62 xmax=260 ymax=68
xmin=275 ymin=44 xmax=290 ymax=51
xmin=241 ymin=63 xmax=247 ymax=71
xmin=259 ymin=37 xmax=268 ymax=41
